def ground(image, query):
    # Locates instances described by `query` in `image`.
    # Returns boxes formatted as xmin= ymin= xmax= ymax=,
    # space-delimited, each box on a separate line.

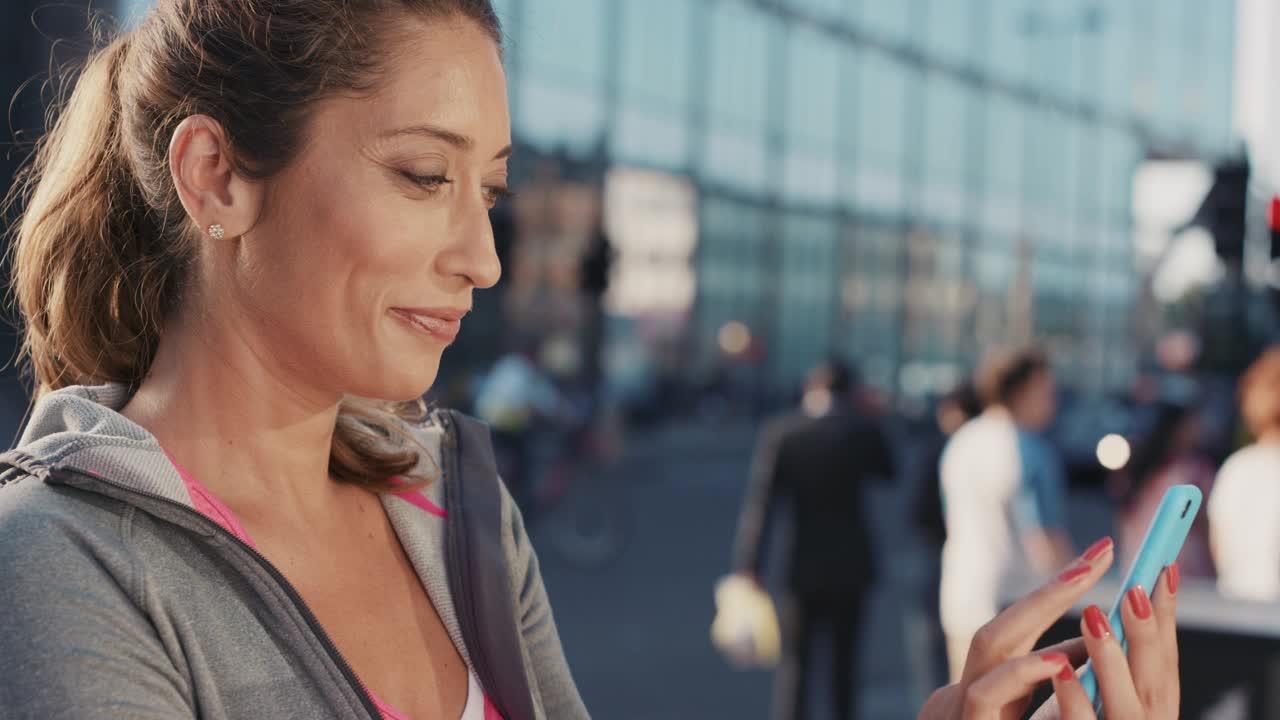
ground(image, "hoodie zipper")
xmin=47 ymin=465 xmax=384 ymax=720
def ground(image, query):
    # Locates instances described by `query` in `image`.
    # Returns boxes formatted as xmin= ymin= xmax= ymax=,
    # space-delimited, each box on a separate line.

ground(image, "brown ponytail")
xmin=7 ymin=0 xmax=503 ymax=491
xmin=11 ymin=35 xmax=180 ymax=396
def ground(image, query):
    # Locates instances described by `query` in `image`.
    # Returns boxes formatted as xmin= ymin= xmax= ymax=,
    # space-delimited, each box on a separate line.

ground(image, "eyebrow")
xmin=382 ymin=123 xmax=513 ymax=160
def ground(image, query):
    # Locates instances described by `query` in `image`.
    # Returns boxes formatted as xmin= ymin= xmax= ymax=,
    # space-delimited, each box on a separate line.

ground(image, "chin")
xmin=353 ymin=359 xmax=442 ymax=403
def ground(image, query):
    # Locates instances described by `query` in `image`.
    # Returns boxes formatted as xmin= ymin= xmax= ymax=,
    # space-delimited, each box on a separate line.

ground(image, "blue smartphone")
xmin=1079 ymin=484 xmax=1201 ymax=715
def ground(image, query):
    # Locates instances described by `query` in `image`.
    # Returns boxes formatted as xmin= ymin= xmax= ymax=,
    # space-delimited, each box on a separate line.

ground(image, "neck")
xmin=1260 ymin=429 xmax=1280 ymax=446
xmin=121 ymin=299 xmax=346 ymax=520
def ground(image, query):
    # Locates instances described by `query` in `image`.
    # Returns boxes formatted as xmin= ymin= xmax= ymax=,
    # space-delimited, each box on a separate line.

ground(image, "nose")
xmin=437 ymin=196 xmax=502 ymax=290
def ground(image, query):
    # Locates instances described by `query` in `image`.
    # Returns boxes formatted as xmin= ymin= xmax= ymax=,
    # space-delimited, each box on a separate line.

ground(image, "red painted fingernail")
xmin=1058 ymin=564 xmax=1091 ymax=583
xmin=1167 ymin=563 xmax=1180 ymax=594
xmin=1041 ymin=652 xmax=1069 ymax=665
xmin=1057 ymin=663 xmax=1075 ymax=682
xmin=1083 ymin=536 xmax=1113 ymax=561
xmin=1127 ymin=585 xmax=1153 ymax=619
xmin=1084 ymin=605 xmax=1111 ymax=639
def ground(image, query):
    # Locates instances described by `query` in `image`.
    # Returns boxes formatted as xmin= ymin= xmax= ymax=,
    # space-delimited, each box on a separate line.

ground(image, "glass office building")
xmin=494 ymin=0 xmax=1237 ymax=398
xmin=116 ymin=0 xmax=1239 ymax=398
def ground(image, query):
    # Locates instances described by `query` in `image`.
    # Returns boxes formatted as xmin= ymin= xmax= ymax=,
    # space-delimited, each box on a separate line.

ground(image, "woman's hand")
xmin=919 ymin=537 xmax=1180 ymax=720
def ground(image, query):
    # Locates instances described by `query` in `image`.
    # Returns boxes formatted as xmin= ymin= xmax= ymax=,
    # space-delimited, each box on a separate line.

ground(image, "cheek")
xmin=261 ymin=167 xmax=434 ymax=319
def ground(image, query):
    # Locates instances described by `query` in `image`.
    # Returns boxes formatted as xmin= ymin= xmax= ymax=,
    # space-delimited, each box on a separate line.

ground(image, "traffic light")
xmin=1269 ymin=195 xmax=1280 ymax=261
xmin=1186 ymin=158 xmax=1250 ymax=265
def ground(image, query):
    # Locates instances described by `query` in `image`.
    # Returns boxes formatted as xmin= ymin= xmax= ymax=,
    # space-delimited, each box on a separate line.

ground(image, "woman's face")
xmin=234 ymin=17 xmax=509 ymax=402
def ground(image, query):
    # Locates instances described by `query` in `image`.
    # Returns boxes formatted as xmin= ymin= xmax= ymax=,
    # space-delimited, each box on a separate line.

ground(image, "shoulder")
xmin=0 ymin=475 xmax=138 ymax=601
xmin=1016 ymin=431 xmax=1059 ymax=464
xmin=945 ymin=416 xmax=999 ymax=456
xmin=1221 ymin=443 xmax=1280 ymax=473
xmin=761 ymin=411 xmax=809 ymax=440
xmin=0 ymin=473 xmax=128 ymax=545
xmin=1212 ymin=445 xmax=1279 ymax=507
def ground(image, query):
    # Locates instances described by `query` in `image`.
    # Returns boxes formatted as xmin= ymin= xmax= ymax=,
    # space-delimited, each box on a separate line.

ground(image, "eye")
xmin=483 ymin=185 xmax=512 ymax=209
xmin=401 ymin=172 xmax=453 ymax=191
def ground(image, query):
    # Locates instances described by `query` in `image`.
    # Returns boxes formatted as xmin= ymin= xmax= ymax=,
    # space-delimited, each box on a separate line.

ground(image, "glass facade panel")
xmin=855 ymin=52 xmax=909 ymax=172
xmin=785 ymin=26 xmax=841 ymax=149
xmin=707 ymin=2 xmax=771 ymax=133
xmin=517 ymin=0 xmax=606 ymax=84
xmin=984 ymin=0 xmax=1032 ymax=86
xmin=702 ymin=130 xmax=769 ymax=193
xmin=515 ymin=77 xmax=606 ymax=154
xmin=1098 ymin=1 xmax=1141 ymax=116
xmin=782 ymin=152 xmax=839 ymax=205
xmin=920 ymin=73 xmax=972 ymax=223
xmin=620 ymin=0 xmax=693 ymax=110
xmin=611 ymin=107 xmax=689 ymax=170
xmin=854 ymin=0 xmax=917 ymax=46
xmin=985 ymin=94 xmax=1023 ymax=196
xmin=776 ymin=213 xmax=839 ymax=386
xmin=844 ymin=220 xmax=904 ymax=390
xmin=925 ymin=0 xmax=975 ymax=66
xmin=1152 ymin=0 xmax=1188 ymax=138
xmin=785 ymin=0 xmax=843 ymax=22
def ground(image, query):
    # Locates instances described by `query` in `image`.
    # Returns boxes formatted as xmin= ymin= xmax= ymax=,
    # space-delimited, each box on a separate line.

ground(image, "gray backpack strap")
xmin=442 ymin=410 xmax=538 ymax=720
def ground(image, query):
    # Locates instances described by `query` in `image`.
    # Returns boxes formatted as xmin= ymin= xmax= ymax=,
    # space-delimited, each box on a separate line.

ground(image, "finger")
xmin=1149 ymin=564 xmax=1181 ymax=715
xmin=965 ymin=537 xmax=1115 ymax=680
xmin=1152 ymin=564 xmax=1180 ymax=667
xmin=1081 ymin=604 xmax=1142 ymax=718
xmin=1121 ymin=584 xmax=1175 ymax=714
xmin=1051 ymin=661 xmax=1096 ymax=720
xmin=1039 ymin=637 xmax=1088 ymax=668
xmin=965 ymin=652 xmax=1074 ymax=717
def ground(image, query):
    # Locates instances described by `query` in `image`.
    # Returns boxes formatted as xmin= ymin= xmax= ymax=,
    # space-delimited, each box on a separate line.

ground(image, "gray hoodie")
xmin=0 ymin=384 xmax=588 ymax=720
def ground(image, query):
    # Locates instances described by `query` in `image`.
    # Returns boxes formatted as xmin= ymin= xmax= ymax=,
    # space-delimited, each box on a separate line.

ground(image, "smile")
xmin=390 ymin=308 xmax=464 ymax=343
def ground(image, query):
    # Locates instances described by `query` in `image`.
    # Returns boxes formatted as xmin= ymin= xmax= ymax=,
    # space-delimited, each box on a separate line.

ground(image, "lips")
xmin=390 ymin=307 xmax=467 ymax=342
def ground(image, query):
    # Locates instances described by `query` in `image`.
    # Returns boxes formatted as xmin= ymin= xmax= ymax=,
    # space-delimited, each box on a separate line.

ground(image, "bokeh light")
xmin=1096 ymin=434 xmax=1132 ymax=471
xmin=718 ymin=321 xmax=751 ymax=356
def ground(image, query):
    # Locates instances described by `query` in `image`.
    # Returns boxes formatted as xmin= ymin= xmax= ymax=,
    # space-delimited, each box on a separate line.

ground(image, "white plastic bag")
xmin=710 ymin=575 xmax=781 ymax=669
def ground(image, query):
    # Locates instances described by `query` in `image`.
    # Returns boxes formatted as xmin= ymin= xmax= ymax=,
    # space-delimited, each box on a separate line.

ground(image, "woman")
xmin=912 ymin=382 xmax=982 ymax=690
xmin=939 ymin=348 xmax=1075 ymax=682
xmin=0 ymin=2 xmax=583 ymax=719
xmin=0 ymin=2 xmax=1181 ymax=719
xmin=1210 ymin=346 xmax=1280 ymax=601
xmin=1115 ymin=401 xmax=1216 ymax=579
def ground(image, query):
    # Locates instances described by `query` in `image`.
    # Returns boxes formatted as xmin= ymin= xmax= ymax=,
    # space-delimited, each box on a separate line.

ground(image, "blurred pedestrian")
xmin=910 ymin=383 xmax=982 ymax=690
xmin=939 ymin=347 xmax=1074 ymax=681
xmin=472 ymin=342 xmax=563 ymax=517
xmin=1114 ymin=401 xmax=1216 ymax=578
xmin=732 ymin=359 xmax=895 ymax=720
xmin=1209 ymin=346 xmax=1280 ymax=601
xmin=913 ymin=383 xmax=984 ymax=551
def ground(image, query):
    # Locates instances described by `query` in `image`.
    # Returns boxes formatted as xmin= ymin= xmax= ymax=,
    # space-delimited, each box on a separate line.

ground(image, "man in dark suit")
xmin=732 ymin=360 xmax=895 ymax=720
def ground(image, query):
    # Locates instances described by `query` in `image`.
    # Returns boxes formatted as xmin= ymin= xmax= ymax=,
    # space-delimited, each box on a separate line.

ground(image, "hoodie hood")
xmin=13 ymin=384 xmax=193 ymax=506
xmin=9 ymin=383 xmax=447 ymax=509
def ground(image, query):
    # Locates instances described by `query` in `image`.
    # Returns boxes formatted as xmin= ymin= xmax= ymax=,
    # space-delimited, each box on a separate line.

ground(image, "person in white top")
xmin=939 ymin=347 xmax=1076 ymax=681
xmin=1210 ymin=346 xmax=1280 ymax=602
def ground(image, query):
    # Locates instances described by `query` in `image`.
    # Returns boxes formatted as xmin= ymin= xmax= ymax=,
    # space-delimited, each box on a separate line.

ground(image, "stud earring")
xmin=208 ymin=223 xmax=225 ymax=240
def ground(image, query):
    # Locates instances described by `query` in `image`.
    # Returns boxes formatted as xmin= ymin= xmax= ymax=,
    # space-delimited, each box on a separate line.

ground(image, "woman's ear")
xmin=168 ymin=115 xmax=261 ymax=239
